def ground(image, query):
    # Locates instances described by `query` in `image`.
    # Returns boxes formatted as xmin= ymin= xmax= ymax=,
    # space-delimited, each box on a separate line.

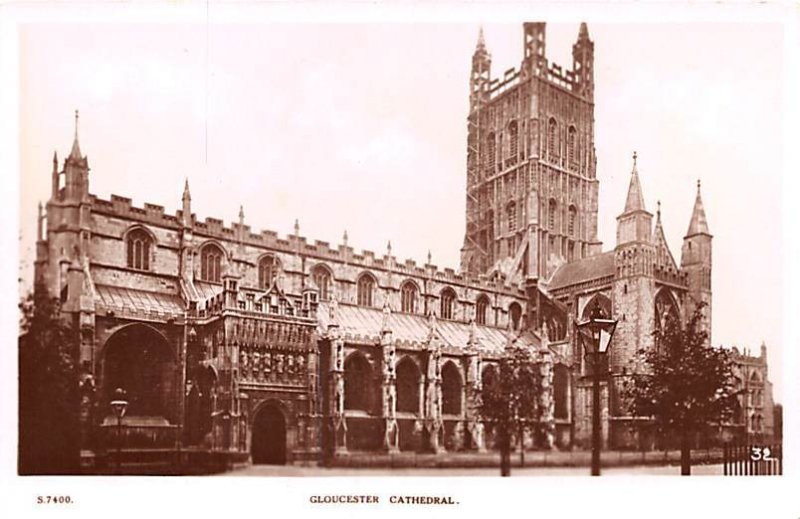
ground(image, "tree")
xmin=624 ymin=304 xmax=737 ymax=475
xmin=18 ymin=288 xmax=81 ymax=474
xmin=479 ymin=341 xmax=543 ymax=476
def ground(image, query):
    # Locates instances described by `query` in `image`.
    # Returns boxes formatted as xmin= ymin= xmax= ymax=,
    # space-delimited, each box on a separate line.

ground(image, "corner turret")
xmin=681 ymin=180 xmax=712 ymax=342
xmin=572 ymin=22 xmax=594 ymax=99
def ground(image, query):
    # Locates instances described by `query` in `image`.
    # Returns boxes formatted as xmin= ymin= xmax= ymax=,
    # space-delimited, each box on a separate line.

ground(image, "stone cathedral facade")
xmin=32 ymin=22 xmax=773 ymax=466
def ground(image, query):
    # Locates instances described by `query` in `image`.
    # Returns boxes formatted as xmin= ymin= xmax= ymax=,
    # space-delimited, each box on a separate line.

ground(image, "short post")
xmin=110 ymin=388 xmax=128 ymax=475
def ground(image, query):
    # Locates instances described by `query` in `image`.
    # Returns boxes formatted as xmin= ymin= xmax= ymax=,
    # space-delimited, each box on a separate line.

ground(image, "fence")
xmin=723 ymin=443 xmax=782 ymax=476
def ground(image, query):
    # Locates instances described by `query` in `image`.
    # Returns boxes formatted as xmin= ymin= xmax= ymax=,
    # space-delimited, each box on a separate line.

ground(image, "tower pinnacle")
xmin=686 ymin=179 xmax=710 ymax=236
xmin=623 ymin=152 xmax=646 ymax=213
xmin=69 ymin=109 xmax=82 ymax=160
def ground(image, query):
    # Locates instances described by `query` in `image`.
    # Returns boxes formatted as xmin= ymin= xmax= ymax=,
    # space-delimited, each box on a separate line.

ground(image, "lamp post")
xmin=576 ymin=311 xmax=617 ymax=476
xmin=110 ymin=388 xmax=128 ymax=474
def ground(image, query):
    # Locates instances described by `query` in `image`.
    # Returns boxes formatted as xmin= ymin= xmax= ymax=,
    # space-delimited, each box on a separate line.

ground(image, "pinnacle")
xmin=686 ymin=179 xmax=710 ymax=236
xmin=623 ymin=151 xmax=646 ymax=213
xmin=69 ymin=109 xmax=82 ymax=160
xmin=476 ymin=26 xmax=486 ymax=50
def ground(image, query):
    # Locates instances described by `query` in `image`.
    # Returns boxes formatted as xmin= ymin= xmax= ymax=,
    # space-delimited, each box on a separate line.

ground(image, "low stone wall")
xmin=329 ymin=448 xmax=725 ymax=469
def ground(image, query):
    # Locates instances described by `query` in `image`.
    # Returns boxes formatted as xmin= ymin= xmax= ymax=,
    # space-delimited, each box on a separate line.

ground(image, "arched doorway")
xmin=102 ymin=324 xmax=177 ymax=422
xmin=252 ymin=404 xmax=287 ymax=465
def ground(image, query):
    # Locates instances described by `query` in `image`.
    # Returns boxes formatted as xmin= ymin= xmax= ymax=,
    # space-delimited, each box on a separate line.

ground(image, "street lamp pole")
xmin=110 ymin=388 xmax=128 ymax=475
xmin=591 ymin=353 xmax=602 ymax=476
xmin=576 ymin=310 xmax=617 ymax=477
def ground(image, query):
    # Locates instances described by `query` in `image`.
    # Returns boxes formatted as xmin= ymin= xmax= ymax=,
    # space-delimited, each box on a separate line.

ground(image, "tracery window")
xmin=486 ymin=132 xmax=496 ymax=171
xmin=549 ymin=199 xmax=558 ymax=232
xmin=567 ymin=126 xmax=577 ymax=168
xmin=311 ymin=264 xmax=332 ymax=301
xmin=654 ymin=290 xmax=680 ymax=334
xmin=508 ymin=121 xmax=519 ymax=160
xmin=200 ymin=244 xmax=224 ymax=283
xmin=396 ymin=358 xmax=420 ymax=413
xmin=357 ymin=273 xmax=376 ymax=307
xmin=441 ymin=362 xmax=463 ymax=415
xmin=548 ymin=118 xmax=559 ymax=161
xmin=568 ymin=205 xmax=577 ymax=237
xmin=258 ymin=255 xmax=281 ymax=289
xmin=507 ymin=202 xmax=517 ymax=233
xmin=475 ymin=295 xmax=490 ymax=325
xmin=440 ymin=288 xmax=457 ymax=320
xmin=344 ymin=353 xmax=372 ymax=412
xmin=400 ymin=281 xmax=418 ymax=314
xmin=126 ymin=228 xmax=152 ymax=271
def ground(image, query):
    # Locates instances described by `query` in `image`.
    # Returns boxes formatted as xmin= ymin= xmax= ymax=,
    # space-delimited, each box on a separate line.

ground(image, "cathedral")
xmin=32 ymin=22 xmax=773 ymax=467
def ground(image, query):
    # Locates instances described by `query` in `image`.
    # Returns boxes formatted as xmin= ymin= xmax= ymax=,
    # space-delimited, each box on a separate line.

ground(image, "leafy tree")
xmin=479 ymin=341 xmax=543 ymax=476
xmin=624 ymin=304 xmax=737 ymax=475
xmin=18 ymin=288 xmax=80 ymax=474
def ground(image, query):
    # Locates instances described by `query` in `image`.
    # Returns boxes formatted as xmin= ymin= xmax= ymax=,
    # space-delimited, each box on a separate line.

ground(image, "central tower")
xmin=460 ymin=23 xmax=602 ymax=284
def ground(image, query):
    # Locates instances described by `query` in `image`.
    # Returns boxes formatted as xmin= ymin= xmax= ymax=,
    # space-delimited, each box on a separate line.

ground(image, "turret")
xmin=616 ymin=152 xmax=653 ymax=247
xmin=612 ymin=152 xmax=655 ymax=372
xmin=522 ymin=22 xmax=547 ymax=75
xmin=63 ymin=110 xmax=89 ymax=202
xmin=572 ymin=22 xmax=594 ymax=99
xmin=469 ymin=27 xmax=492 ymax=110
xmin=681 ymin=180 xmax=712 ymax=342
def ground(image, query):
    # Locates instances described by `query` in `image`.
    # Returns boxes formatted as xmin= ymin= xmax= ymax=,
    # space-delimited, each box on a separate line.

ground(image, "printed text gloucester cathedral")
xmin=33 ymin=22 xmax=773 ymax=466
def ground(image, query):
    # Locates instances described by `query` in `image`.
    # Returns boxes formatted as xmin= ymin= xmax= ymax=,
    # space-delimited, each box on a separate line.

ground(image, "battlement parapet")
xmin=87 ymin=193 xmax=524 ymax=296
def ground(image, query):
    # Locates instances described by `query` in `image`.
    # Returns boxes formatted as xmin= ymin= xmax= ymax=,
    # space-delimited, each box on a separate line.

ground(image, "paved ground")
xmin=228 ymin=463 xmax=724 ymax=476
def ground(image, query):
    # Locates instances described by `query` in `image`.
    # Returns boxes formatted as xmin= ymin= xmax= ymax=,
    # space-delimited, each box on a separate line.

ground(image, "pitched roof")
xmin=94 ymin=284 xmax=185 ymax=315
xmin=548 ymin=251 xmax=615 ymax=291
xmin=317 ymin=302 xmax=533 ymax=357
xmin=686 ymin=181 xmax=710 ymax=236
xmin=623 ymin=164 xmax=646 ymax=213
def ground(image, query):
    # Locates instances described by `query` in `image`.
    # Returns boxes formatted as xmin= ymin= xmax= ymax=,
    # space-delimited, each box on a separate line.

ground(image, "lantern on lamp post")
xmin=576 ymin=310 xmax=617 ymax=476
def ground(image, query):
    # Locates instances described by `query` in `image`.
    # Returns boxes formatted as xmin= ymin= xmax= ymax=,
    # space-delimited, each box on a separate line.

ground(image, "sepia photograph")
xmin=3 ymin=0 xmax=799 ymax=517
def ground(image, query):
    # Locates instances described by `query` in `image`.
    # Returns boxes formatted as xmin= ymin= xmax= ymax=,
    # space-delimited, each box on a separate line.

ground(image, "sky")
xmin=17 ymin=21 xmax=784 ymax=399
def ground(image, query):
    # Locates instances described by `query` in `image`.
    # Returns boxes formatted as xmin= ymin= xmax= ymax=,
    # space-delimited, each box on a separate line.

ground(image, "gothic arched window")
xmin=548 ymin=118 xmax=559 ymax=161
xmin=311 ymin=264 xmax=332 ymax=301
xmin=357 ymin=273 xmax=376 ymax=307
xmin=508 ymin=120 xmax=519 ymax=160
xmin=400 ymin=280 xmax=418 ymax=314
xmin=344 ymin=353 xmax=372 ymax=412
xmin=396 ymin=357 xmax=420 ymax=413
xmin=441 ymin=362 xmax=463 ymax=415
xmin=486 ymin=132 xmax=497 ymax=171
xmin=567 ymin=125 xmax=577 ymax=168
xmin=440 ymin=287 xmax=457 ymax=320
xmin=509 ymin=302 xmax=522 ymax=330
xmin=475 ymin=294 xmax=490 ymax=325
xmin=258 ymin=255 xmax=281 ymax=289
xmin=568 ymin=205 xmax=577 ymax=237
xmin=200 ymin=243 xmax=224 ymax=283
xmin=548 ymin=199 xmax=558 ymax=232
xmin=654 ymin=290 xmax=680 ymax=334
xmin=126 ymin=228 xmax=152 ymax=271
xmin=507 ymin=201 xmax=517 ymax=232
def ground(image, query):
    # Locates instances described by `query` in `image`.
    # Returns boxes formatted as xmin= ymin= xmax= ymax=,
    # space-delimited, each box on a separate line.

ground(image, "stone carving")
xmin=263 ymin=352 xmax=272 ymax=373
xmin=334 ymin=340 xmax=344 ymax=372
xmin=276 ymin=354 xmax=284 ymax=374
